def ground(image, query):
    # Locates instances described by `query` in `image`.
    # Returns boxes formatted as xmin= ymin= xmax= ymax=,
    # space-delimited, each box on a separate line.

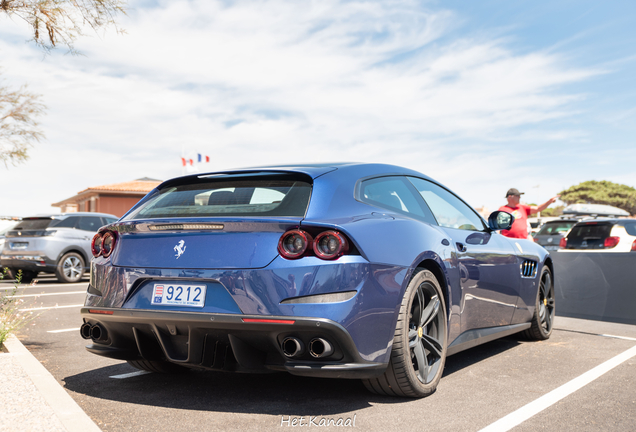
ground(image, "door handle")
xmin=456 ymin=242 xmax=467 ymax=252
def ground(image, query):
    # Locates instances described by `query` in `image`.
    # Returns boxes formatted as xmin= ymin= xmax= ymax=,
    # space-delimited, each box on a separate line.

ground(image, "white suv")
xmin=0 ymin=212 xmax=118 ymax=283
xmin=560 ymin=218 xmax=636 ymax=252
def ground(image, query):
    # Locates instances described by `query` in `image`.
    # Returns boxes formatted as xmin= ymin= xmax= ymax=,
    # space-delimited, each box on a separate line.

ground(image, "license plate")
xmin=545 ymin=245 xmax=559 ymax=251
xmin=10 ymin=242 xmax=28 ymax=250
xmin=151 ymin=283 xmax=206 ymax=307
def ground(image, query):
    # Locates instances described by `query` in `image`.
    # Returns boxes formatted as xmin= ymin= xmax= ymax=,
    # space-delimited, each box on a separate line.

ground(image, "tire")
xmin=18 ymin=270 xmax=38 ymax=284
xmin=363 ymin=268 xmax=447 ymax=398
xmin=523 ymin=266 xmax=555 ymax=341
xmin=127 ymin=359 xmax=189 ymax=374
xmin=55 ymin=252 xmax=85 ymax=283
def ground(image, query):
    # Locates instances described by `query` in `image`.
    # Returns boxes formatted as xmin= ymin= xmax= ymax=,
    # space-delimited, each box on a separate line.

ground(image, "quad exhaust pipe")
xmin=80 ymin=323 xmax=108 ymax=342
xmin=281 ymin=337 xmax=305 ymax=358
xmin=309 ymin=338 xmax=334 ymax=358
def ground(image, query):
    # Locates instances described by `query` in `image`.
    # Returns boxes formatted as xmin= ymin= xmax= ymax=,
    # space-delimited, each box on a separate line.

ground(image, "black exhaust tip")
xmin=281 ymin=337 xmax=305 ymax=358
xmin=80 ymin=323 xmax=92 ymax=340
xmin=90 ymin=323 xmax=108 ymax=342
xmin=309 ymin=338 xmax=334 ymax=358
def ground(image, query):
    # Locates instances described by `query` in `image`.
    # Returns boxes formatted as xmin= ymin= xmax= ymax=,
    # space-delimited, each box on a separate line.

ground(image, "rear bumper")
xmin=80 ymin=308 xmax=387 ymax=379
xmin=0 ymin=255 xmax=56 ymax=273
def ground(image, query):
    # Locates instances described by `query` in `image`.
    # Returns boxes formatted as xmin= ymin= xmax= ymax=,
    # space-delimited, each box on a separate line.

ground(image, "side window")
xmin=623 ymin=222 xmax=636 ymax=236
xmin=102 ymin=217 xmax=118 ymax=225
xmin=77 ymin=217 xmax=105 ymax=232
xmin=408 ymin=177 xmax=486 ymax=231
xmin=51 ymin=216 xmax=80 ymax=228
xmin=359 ymin=177 xmax=437 ymax=224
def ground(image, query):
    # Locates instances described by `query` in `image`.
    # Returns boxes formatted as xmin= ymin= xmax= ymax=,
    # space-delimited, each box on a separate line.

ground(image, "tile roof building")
xmin=52 ymin=178 xmax=161 ymax=217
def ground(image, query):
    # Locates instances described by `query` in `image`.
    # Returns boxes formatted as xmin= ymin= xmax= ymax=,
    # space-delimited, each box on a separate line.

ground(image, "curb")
xmin=4 ymin=335 xmax=102 ymax=432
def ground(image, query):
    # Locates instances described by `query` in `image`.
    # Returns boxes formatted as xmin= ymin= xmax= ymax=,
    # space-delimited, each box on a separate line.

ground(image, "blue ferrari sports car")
xmin=80 ymin=163 xmax=554 ymax=398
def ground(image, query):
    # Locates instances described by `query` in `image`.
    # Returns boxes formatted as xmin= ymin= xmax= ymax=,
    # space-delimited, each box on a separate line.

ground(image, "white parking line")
xmin=109 ymin=371 xmax=152 ymax=379
xmin=47 ymin=328 xmax=81 ymax=333
xmin=0 ymin=284 xmax=86 ymax=290
xmin=599 ymin=334 xmax=636 ymax=341
xmin=7 ymin=291 xmax=86 ymax=298
xmin=479 ymin=344 xmax=636 ymax=432
xmin=19 ymin=304 xmax=84 ymax=312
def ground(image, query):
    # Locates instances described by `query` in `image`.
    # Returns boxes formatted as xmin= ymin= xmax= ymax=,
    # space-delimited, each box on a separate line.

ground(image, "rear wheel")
xmin=127 ymin=359 xmax=190 ymax=374
xmin=19 ymin=270 xmax=38 ymax=284
xmin=363 ymin=268 xmax=447 ymax=397
xmin=523 ymin=266 xmax=555 ymax=340
xmin=55 ymin=252 xmax=84 ymax=283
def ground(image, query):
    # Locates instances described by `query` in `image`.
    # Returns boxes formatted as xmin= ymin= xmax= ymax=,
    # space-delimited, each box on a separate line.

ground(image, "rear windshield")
xmin=566 ymin=223 xmax=612 ymax=249
xmin=124 ymin=177 xmax=312 ymax=220
xmin=536 ymin=221 xmax=576 ymax=236
xmin=13 ymin=218 xmax=54 ymax=230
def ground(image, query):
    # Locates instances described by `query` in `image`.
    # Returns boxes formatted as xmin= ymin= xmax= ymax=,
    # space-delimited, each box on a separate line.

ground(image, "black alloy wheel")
xmin=524 ymin=266 xmax=555 ymax=340
xmin=363 ymin=268 xmax=447 ymax=397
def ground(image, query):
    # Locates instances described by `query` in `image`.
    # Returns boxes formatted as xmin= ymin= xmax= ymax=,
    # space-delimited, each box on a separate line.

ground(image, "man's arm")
xmin=530 ymin=195 xmax=560 ymax=214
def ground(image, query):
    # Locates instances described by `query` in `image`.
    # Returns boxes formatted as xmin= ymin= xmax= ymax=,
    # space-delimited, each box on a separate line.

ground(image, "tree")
xmin=1 ymin=0 xmax=126 ymax=165
xmin=0 ymin=75 xmax=45 ymax=166
xmin=1 ymin=0 xmax=126 ymax=53
xmin=559 ymin=180 xmax=636 ymax=215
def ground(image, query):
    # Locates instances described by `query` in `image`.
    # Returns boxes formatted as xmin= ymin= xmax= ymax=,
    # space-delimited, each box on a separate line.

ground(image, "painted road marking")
xmin=109 ymin=371 xmax=152 ymax=379
xmin=0 ymin=284 xmax=87 ymax=290
xmin=7 ymin=291 xmax=86 ymax=298
xmin=47 ymin=328 xmax=81 ymax=333
xmin=479 ymin=344 xmax=636 ymax=432
xmin=19 ymin=304 xmax=84 ymax=312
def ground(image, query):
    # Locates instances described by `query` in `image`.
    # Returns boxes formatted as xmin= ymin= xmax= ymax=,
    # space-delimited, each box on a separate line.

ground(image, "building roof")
xmin=78 ymin=179 xmax=161 ymax=194
xmin=52 ymin=178 xmax=161 ymax=208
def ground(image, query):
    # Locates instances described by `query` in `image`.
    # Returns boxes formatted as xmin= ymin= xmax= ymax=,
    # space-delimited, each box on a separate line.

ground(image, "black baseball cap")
xmin=505 ymin=188 xmax=524 ymax=197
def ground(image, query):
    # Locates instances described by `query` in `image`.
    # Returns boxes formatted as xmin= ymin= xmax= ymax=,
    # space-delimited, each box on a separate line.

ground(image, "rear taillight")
xmin=91 ymin=233 xmax=103 ymax=257
xmin=278 ymin=230 xmax=312 ymax=259
xmin=604 ymin=236 xmax=620 ymax=248
xmin=631 ymin=240 xmax=636 ymax=252
xmin=101 ymin=231 xmax=117 ymax=257
xmin=559 ymin=237 xmax=567 ymax=249
xmin=91 ymin=231 xmax=118 ymax=258
xmin=278 ymin=229 xmax=351 ymax=260
xmin=313 ymin=231 xmax=349 ymax=260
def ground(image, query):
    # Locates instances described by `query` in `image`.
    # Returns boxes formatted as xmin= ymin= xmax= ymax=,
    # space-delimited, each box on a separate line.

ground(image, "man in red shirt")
xmin=499 ymin=188 xmax=560 ymax=239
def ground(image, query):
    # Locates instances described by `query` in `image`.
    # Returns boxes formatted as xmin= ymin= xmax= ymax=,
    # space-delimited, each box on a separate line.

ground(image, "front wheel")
xmin=55 ymin=252 xmax=85 ymax=283
xmin=363 ymin=268 xmax=447 ymax=398
xmin=523 ymin=266 xmax=555 ymax=340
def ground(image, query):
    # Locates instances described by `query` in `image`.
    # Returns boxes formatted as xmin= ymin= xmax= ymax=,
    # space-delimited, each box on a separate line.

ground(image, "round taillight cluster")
xmin=278 ymin=229 xmax=349 ymax=260
xmin=91 ymin=231 xmax=118 ymax=258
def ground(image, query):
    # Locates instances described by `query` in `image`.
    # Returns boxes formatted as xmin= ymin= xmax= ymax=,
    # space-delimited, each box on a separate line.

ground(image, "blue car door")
xmin=407 ymin=177 xmax=521 ymax=333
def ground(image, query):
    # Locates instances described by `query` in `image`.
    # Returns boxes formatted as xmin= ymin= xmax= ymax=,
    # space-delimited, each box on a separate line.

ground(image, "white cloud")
xmin=0 ymin=0 xmax=624 ymax=217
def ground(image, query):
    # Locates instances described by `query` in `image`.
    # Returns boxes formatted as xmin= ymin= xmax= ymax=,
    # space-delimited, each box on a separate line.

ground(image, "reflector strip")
xmin=242 ymin=318 xmax=295 ymax=324
xmin=88 ymin=309 xmax=114 ymax=315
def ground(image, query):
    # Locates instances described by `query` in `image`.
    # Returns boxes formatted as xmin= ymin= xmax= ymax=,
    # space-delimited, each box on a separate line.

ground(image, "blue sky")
xmin=1 ymin=0 xmax=635 ymax=216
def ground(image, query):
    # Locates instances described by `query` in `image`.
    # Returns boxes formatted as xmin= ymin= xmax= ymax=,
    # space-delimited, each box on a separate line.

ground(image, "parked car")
xmin=534 ymin=217 xmax=583 ymax=251
xmin=0 ymin=212 xmax=118 ymax=283
xmin=528 ymin=216 xmax=559 ymax=236
xmin=560 ymin=218 xmax=636 ymax=252
xmin=80 ymin=163 xmax=554 ymax=398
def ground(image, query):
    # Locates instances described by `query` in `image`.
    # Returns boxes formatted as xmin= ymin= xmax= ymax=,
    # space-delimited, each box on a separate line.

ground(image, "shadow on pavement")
xmin=63 ymin=335 xmax=523 ymax=413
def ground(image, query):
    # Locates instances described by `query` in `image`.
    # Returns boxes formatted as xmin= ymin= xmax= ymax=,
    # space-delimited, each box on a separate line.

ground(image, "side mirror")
xmin=488 ymin=211 xmax=515 ymax=231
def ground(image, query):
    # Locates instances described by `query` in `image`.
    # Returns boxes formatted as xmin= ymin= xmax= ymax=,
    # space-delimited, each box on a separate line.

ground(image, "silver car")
xmin=0 ymin=212 xmax=118 ymax=283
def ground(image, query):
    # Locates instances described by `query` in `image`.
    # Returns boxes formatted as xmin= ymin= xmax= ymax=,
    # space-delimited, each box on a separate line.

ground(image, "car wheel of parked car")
xmin=363 ymin=268 xmax=447 ymax=397
xmin=55 ymin=252 xmax=85 ymax=283
xmin=19 ymin=270 xmax=38 ymax=284
xmin=127 ymin=359 xmax=189 ymax=374
xmin=523 ymin=266 xmax=555 ymax=341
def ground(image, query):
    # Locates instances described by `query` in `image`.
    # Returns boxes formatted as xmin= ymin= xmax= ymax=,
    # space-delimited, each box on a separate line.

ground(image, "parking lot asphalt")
xmin=1 ymin=276 xmax=635 ymax=431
